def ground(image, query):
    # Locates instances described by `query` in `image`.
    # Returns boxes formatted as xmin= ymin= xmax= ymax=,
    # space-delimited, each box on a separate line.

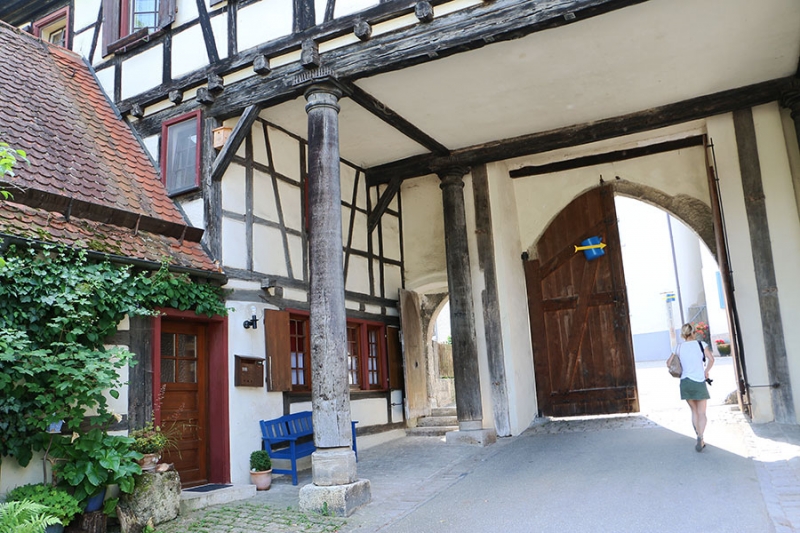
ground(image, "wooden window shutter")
xmin=387 ymin=326 xmax=404 ymax=390
xmin=264 ymin=309 xmax=292 ymax=391
xmin=101 ymin=0 xmax=120 ymax=56
xmin=158 ymin=0 xmax=177 ymax=29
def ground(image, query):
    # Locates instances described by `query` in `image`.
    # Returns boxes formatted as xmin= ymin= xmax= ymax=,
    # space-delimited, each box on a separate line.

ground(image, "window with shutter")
xmin=102 ymin=0 xmax=176 ymax=56
xmin=264 ymin=309 xmax=292 ymax=392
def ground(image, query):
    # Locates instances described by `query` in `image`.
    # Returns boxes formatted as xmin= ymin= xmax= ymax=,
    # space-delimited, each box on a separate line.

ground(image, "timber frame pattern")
xmin=54 ymin=0 xmax=793 ymax=221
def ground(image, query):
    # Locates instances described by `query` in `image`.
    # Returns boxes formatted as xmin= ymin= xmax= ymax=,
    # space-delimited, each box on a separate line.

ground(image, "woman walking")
xmin=677 ymin=323 xmax=714 ymax=451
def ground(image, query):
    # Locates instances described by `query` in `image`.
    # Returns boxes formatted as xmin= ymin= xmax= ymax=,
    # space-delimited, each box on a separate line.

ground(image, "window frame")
xmin=285 ymin=310 xmax=389 ymax=393
xmin=33 ymin=7 xmax=70 ymax=49
xmin=160 ymin=110 xmax=202 ymax=197
xmin=102 ymin=0 xmax=176 ymax=56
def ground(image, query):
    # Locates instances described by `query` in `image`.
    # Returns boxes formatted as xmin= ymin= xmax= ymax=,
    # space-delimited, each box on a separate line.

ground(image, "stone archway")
xmin=612 ymin=180 xmax=716 ymax=259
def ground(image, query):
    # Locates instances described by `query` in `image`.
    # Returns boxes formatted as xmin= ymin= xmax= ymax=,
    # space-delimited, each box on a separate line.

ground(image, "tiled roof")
xmin=0 ymin=21 xmax=221 ymax=275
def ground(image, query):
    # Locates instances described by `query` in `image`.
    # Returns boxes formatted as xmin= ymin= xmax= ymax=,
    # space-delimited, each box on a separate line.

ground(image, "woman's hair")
xmin=681 ymin=323 xmax=694 ymax=340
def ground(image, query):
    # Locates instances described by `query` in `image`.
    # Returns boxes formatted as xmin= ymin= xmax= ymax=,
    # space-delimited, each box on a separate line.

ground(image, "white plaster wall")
xmin=222 ymin=217 xmax=248 ymax=269
xmin=487 ymin=162 xmax=537 ymax=434
xmin=0 ymin=454 xmax=47 ymax=495
xmin=382 ymin=215 xmax=402 ymax=261
xmin=253 ymin=224 xmax=289 ymax=277
xmin=210 ymin=13 xmax=229 ymax=61
xmin=401 ymin=175 xmax=447 ymax=292
xmin=278 ymin=180 xmax=303 ymax=231
xmin=71 ymin=27 xmax=94 ymax=61
xmin=351 ymin=398 xmax=389 ymax=426
xmin=252 ymin=123 xmax=269 ymax=166
xmin=616 ymin=198 xmax=676 ymax=335
xmin=94 ymin=67 xmax=116 ymax=100
xmin=253 ymin=169 xmax=279 ymax=223
xmin=341 ymin=164 xmax=357 ymax=203
xmin=385 ymin=264 xmax=403 ymax=300
xmin=701 ymin=245 xmax=730 ymax=343
xmin=672 ymin=218 xmax=706 ymax=322
xmin=706 ymin=113 xmax=773 ymax=422
xmin=753 ymin=102 xmax=800 ymax=422
xmin=175 ymin=0 xmax=200 ymax=27
xmin=74 ymin=0 xmax=101 ymax=30
xmin=347 ymin=255 xmax=371 ymax=295
xmin=287 ymin=235 xmax=304 ymax=281
xmin=171 ymin=25 xmax=209 ymax=79
xmin=267 ymin=126 xmax=301 ymax=181
xmin=226 ymin=300 xmax=284 ymax=485
xmin=781 ymin=109 xmax=800 ymax=219
xmin=142 ymin=135 xmax=160 ymax=163
xmin=180 ymin=198 xmax=205 ymax=228
xmin=334 ymin=0 xmax=379 ymax=19
xmin=222 ymin=163 xmax=246 ymax=214
xmin=237 ymin=0 xmax=292 ymax=52
xmin=121 ymin=46 xmax=163 ymax=100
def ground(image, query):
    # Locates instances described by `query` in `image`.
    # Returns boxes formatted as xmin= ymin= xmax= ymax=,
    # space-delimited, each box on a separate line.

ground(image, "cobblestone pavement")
xmin=155 ymin=360 xmax=800 ymax=532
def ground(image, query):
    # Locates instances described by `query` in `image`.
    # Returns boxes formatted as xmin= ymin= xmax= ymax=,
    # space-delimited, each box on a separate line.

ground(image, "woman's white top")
xmin=677 ymin=340 xmax=708 ymax=382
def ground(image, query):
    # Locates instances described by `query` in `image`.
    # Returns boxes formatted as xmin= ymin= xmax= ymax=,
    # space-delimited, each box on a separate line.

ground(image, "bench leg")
xmin=351 ymin=421 xmax=358 ymax=462
xmin=290 ymin=442 xmax=298 ymax=485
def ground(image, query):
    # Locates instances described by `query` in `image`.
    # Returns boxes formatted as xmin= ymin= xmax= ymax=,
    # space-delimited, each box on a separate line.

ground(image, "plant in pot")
xmin=50 ymin=428 xmax=143 ymax=515
xmin=129 ymin=422 xmax=171 ymax=471
xmin=249 ymin=450 xmax=272 ymax=491
xmin=715 ymin=339 xmax=732 ymax=356
xmin=5 ymin=483 xmax=82 ymax=533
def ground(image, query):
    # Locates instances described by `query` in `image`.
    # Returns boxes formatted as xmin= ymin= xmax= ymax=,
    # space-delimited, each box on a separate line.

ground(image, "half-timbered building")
xmin=3 ymin=0 xmax=800 ymax=515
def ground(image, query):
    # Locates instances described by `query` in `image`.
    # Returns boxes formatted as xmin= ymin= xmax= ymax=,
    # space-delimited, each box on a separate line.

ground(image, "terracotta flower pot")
xmin=250 ymin=469 xmax=273 ymax=491
xmin=137 ymin=453 xmax=161 ymax=471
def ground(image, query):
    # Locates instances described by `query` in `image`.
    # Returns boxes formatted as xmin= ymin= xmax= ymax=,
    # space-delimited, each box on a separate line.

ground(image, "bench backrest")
xmin=260 ymin=411 xmax=313 ymax=442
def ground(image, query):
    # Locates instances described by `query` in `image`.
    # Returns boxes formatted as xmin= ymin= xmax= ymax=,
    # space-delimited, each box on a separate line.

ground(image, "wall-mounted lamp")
xmin=243 ymin=305 xmax=259 ymax=329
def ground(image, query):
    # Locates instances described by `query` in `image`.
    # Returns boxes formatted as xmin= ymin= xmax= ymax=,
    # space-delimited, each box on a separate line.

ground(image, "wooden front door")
xmin=159 ymin=321 xmax=208 ymax=487
xmin=524 ymin=185 xmax=638 ymax=417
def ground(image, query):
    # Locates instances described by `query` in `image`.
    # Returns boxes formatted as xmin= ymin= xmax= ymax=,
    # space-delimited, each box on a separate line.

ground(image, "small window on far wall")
xmin=161 ymin=112 xmax=201 ymax=196
xmin=33 ymin=7 xmax=69 ymax=48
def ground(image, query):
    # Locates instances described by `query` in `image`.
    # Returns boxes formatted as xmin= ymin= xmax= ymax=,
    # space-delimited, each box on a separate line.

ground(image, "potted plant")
xmin=5 ymin=484 xmax=82 ymax=533
xmin=249 ymin=450 xmax=272 ymax=491
xmin=716 ymin=339 xmax=732 ymax=356
xmin=50 ymin=428 xmax=142 ymax=514
xmin=129 ymin=422 xmax=170 ymax=471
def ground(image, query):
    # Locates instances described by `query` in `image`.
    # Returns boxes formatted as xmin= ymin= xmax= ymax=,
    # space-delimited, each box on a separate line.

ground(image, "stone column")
xmin=299 ymin=83 xmax=370 ymax=516
xmin=438 ymin=166 xmax=496 ymax=446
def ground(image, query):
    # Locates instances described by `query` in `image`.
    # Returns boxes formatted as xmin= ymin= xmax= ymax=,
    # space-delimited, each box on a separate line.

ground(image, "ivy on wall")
xmin=0 ymin=244 xmax=227 ymax=466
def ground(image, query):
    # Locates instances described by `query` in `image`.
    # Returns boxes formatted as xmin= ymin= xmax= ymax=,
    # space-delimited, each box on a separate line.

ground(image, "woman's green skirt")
xmin=680 ymin=378 xmax=710 ymax=400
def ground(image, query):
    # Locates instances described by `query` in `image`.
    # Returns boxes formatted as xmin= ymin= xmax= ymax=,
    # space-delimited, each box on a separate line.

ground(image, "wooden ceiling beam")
xmin=365 ymin=76 xmax=794 ymax=186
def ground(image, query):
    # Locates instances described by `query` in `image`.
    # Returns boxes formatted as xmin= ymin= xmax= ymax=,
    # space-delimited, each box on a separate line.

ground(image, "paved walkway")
xmin=157 ymin=359 xmax=800 ymax=532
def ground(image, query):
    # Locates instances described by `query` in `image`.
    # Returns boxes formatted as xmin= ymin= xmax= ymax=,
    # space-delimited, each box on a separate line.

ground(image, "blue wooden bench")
xmin=259 ymin=411 xmax=359 ymax=485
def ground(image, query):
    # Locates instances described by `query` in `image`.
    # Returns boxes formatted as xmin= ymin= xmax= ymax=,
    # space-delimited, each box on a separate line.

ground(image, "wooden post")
xmin=438 ymin=166 xmax=484 ymax=430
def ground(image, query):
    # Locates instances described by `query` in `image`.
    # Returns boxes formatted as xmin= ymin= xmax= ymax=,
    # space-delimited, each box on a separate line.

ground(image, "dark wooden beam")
xmin=367 ymin=176 xmax=401 ymax=233
xmin=345 ymin=82 xmax=449 ymax=155
xmin=128 ymin=0 xmax=647 ymax=132
xmin=366 ymin=77 xmax=793 ymax=185
xmin=210 ymin=104 xmax=261 ymax=181
xmin=509 ymin=135 xmax=704 ymax=178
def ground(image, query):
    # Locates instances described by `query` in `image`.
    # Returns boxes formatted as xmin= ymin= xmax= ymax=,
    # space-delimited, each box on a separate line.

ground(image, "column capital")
xmin=436 ymin=165 xmax=471 ymax=189
xmin=304 ymin=83 xmax=343 ymax=114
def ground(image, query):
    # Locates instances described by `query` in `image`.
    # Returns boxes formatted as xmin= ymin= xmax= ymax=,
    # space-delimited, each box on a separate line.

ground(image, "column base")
xmin=445 ymin=428 xmax=497 ymax=447
xmin=299 ymin=479 xmax=371 ymax=517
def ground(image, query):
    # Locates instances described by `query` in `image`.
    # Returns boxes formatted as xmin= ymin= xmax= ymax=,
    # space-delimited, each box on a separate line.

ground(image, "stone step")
xmin=406 ymin=425 xmax=458 ymax=437
xmin=431 ymin=407 xmax=457 ymax=417
xmin=417 ymin=415 xmax=458 ymax=427
xmin=180 ymin=484 xmax=256 ymax=514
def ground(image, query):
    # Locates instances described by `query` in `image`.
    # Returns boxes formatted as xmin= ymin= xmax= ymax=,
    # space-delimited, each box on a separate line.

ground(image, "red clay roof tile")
xmin=0 ymin=21 xmax=220 ymax=276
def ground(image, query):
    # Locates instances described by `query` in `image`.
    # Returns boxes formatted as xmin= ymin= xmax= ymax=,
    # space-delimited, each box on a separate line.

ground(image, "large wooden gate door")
xmin=524 ymin=185 xmax=638 ymax=417
xmin=159 ymin=320 xmax=208 ymax=487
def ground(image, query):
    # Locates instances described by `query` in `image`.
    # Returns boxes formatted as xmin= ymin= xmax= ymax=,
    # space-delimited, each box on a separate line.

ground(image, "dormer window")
xmin=33 ymin=7 xmax=69 ymax=48
xmin=102 ymin=0 xmax=176 ymax=56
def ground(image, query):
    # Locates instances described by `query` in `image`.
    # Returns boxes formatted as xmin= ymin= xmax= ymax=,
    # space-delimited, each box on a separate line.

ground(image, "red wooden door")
xmin=524 ymin=185 xmax=638 ymax=417
xmin=159 ymin=321 xmax=208 ymax=487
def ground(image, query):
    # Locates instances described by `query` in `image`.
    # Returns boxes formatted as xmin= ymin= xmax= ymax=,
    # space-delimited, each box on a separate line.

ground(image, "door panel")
xmin=159 ymin=321 xmax=208 ymax=487
xmin=399 ymin=289 xmax=427 ymax=420
xmin=525 ymin=185 xmax=638 ymax=417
